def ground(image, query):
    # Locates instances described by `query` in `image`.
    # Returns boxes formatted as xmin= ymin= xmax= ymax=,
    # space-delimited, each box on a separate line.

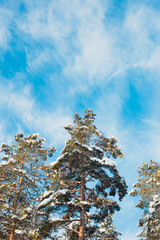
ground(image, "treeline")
xmin=0 ymin=110 xmax=159 ymax=240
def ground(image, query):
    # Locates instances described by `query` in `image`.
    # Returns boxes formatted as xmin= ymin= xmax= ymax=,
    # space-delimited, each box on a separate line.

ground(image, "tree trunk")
xmin=10 ymin=201 xmax=17 ymax=240
xmin=9 ymin=176 xmax=23 ymax=240
xmin=10 ymin=225 xmax=15 ymax=240
xmin=79 ymin=210 xmax=85 ymax=240
xmin=78 ymin=174 xmax=85 ymax=240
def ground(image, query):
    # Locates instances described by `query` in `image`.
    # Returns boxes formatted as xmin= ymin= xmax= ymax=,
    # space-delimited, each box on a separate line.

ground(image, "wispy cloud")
xmin=0 ymin=82 xmax=72 ymax=145
xmin=0 ymin=5 xmax=13 ymax=50
xmin=122 ymin=229 xmax=140 ymax=240
xmin=12 ymin=0 xmax=160 ymax=90
xmin=0 ymin=0 xmax=159 ymax=84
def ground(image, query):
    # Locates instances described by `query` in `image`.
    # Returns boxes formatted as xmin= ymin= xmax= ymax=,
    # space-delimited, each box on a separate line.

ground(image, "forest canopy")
xmin=0 ymin=110 xmax=159 ymax=240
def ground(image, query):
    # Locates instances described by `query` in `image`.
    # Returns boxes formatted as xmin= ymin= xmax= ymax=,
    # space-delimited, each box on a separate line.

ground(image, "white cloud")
xmin=0 ymin=122 xmax=5 ymax=142
xmin=0 ymin=84 xmax=34 ymax=117
xmin=0 ymin=83 xmax=72 ymax=145
xmin=141 ymin=118 xmax=160 ymax=160
xmin=0 ymin=6 xmax=13 ymax=50
xmin=122 ymin=229 xmax=139 ymax=240
xmin=63 ymin=0 xmax=117 ymax=81
xmin=18 ymin=0 xmax=117 ymax=82
xmin=14 ymin=1 xmax=160 ymax=90
xmin=122 ymin=4 xmax=160 ymax=70
xmin=146 ymin=46 xmax=160 ymax=71
xmin=0 ymin=0 xmax=160 ymax=86
xmin=25 ymin=48 xmax=53 ymax=72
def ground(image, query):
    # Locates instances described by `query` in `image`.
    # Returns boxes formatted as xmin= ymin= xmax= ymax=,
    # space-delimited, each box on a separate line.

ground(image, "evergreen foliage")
xmin=0 ymin=133 xmax=56 ymax=240
xmin=129 ymin=160 xmax=160 ymax=240
xmin=61 ymin=214 xmax=122 ymax=240
xmin=39 ymin=109 xmax=127 ymax=240
xmin=87 ymin=215 xmax=122 ymax=240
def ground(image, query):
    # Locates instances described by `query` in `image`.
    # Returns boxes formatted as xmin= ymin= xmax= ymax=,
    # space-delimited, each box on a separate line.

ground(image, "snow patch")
xmin=15 ymin=229 xmax=26 ymax=235
xmin=0 ymin=161 xmax=8 ymax=167
xmin=90 ymin=157 xmax=116 ymax=166
xmin=38 ymin=189 xmax=70 ymax=209
xmin=8 ymin=158 xmax=16 ymax=164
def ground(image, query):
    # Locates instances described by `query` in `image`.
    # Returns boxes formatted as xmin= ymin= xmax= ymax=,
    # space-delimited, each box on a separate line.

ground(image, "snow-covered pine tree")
xmin=0 ymin=133 xmax=56 ymax=240
xmin=142 ymin=194 xmax=160 ymax=240
xmin=129 ymin=160 xmax=160 ymax=240
xmin=39 ymin=109 xmax=127 ymax=240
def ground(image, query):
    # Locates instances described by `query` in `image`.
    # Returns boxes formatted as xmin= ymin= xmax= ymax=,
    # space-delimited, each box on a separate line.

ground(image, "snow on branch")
xmin=38 ymin=189 xmax=71 ymax=209
xmin=90 ymin=157 xmax=116 ymax=167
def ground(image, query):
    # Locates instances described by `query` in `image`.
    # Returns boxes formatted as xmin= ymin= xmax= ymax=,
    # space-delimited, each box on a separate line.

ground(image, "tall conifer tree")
xmin=39 ymin=110 xmax=127 ymax=240
xmin=0 ymin=133 xmax=56 ymax=240
xmin=129 ymin=160 xmax=160 ymax=240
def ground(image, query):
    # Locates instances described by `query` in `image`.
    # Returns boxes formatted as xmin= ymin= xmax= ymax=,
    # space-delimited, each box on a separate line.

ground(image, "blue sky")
xmin=0 ymin=0 xmax=160 ymax=239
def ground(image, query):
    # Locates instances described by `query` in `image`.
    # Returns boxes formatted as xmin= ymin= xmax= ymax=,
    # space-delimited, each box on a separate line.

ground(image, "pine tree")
xmin=143 ymin=194 xmax=160 ymax=240
xmin=129 ymin=160 xmax=160 ymax=240
xmin=39 ymin=110 xmax=127 ymax=240
xmin=0 ymin=133 xmax=56 ymax=240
